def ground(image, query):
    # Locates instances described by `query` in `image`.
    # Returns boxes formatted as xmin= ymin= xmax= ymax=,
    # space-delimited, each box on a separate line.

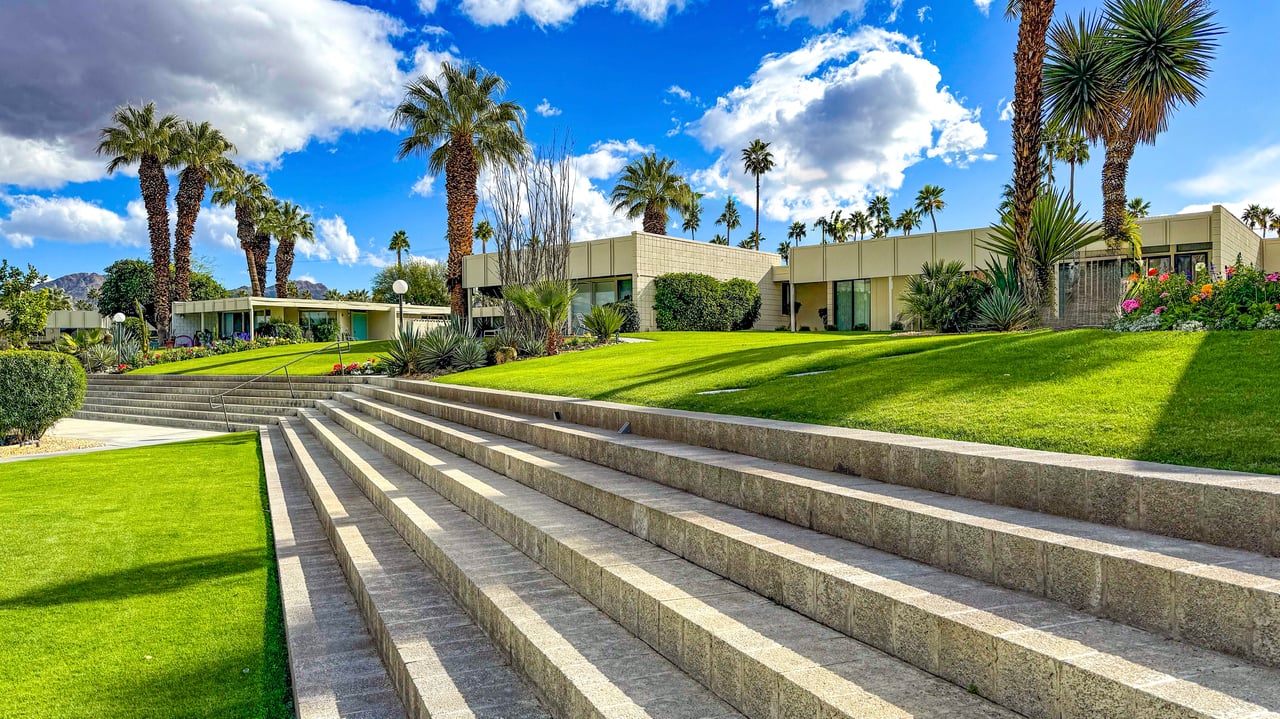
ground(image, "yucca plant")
xmin=451 ymin=337 xmax=488 ymax=370
xmin=582 ymin=304 xmax=625 ymax=343
xmin=981 ymin=188 xmax=1102 ymax=307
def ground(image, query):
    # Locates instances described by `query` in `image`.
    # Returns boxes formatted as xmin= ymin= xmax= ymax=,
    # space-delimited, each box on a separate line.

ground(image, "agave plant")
xmin=419 ymin=324 xmax=463 ymax=369
xmin=382 ymin=328 xmax=424 ymax=377
xmin=974 ymin=289 xmax=1039 ymax=332
xmin=451 ymin=337 xmax=489 ymax=370
xmin=85 ymin=343 xmax=120 ymax=374
xmin=581 ymin=305 xmax=625 ymax=343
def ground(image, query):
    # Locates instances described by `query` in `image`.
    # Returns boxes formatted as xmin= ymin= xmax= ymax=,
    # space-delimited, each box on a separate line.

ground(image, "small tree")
xmin=371 ymin=260 xmax=448 ymax=305
xmin=503 ymin=280 xmax=576 ymax=355
xmin=0 ymin=261 xmax=53 ymax=348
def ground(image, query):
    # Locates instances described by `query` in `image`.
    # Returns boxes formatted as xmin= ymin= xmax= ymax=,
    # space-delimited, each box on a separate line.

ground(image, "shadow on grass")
xmin=0 ymin=548 xmax=264 ymax=608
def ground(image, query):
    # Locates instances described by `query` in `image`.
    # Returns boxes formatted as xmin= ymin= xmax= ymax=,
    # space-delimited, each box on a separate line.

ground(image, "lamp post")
xmin=112 ymin=312 xmax=126 ymax=355
xmin=393 ymin=279 xmax=408 ymax=334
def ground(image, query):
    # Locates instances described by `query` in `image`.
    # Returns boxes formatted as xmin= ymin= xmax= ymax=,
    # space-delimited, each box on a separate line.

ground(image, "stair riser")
xmin=90 ymin=381 xmax=350 ymax=394
xmin=71 ymin=410 xmax=259 ymax=432
xmin=316 ymin=407 xmax=1028 ymax=719
xmin=333 ymin=397 xmax=1267 ymax=719
xmin=94 ymin=374 xmax=362 ymax=384
xmin=350 ymin=387 xmax=1280 ymax=666
xmin=86 ymin=390 xmax=322 ymax=407
xmin=79 ymin=403 xmax=287 ymax=425
xmin=83 ymin=396 xmax=306 ymax=414
xmin=377 ymin=378 xmax=1278 ymax=557
xmin=289 ymin=419 xmax=696 ymax=719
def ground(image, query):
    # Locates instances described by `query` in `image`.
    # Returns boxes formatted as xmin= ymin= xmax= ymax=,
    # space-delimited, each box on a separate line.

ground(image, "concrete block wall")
xmin=632 ymin=232 xmax=784 ymax=331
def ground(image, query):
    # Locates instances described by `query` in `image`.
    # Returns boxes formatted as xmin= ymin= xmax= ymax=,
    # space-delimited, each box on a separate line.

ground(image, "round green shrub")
xmin=721 ymin=278 xmax=762 ymax=331
xmin=606 ymin=299 xmax=640 ymax=333
xmin=653 ymin=273 xmax=762 ymax=331
xmin=0 ymin=350 xmax=86 ymax=442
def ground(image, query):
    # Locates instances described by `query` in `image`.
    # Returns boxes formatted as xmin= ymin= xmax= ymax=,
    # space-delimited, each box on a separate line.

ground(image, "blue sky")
xmin=0 ymin=0 xmax=1274 ymax=292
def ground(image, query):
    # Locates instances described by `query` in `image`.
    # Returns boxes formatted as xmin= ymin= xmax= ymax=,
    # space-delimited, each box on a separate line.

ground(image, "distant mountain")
xmin=37 ymin=272 xmax=105 ymax=302
xmin=231 ymin=279 xmax=330 ymax=300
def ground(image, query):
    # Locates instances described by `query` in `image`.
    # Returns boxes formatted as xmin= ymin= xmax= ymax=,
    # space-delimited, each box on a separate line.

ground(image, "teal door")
xmin=352 ymin=312 xmax=368 ymax=340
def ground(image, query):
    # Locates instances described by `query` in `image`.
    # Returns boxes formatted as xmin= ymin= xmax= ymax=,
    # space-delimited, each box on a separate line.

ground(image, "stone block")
xmin=1174 ymin=568 xmax=1251 ymax=657
xmin=917 ymin=446 xmax=958 ymax=495
xmin=709 ymin=636 xmax=744 ymax=707
xmin=1044 ymin=542 xmax=1103 ymax=612
xmin=1201 ymin=484 xmax=1273 ymax=554
xmin=994 ymin=458 xmax=1040 ymax=512
xmin=782 ymin=481 xmax=813 ymax=528
xmin=1139 ymin=477 xmax=1202 ymax=541
xmin=906 ymin=512 xmax=949 ymax=568
xmin=845 ymin=582 xmax=897 ymax=652
xmin=993 ymin=530 xmax=1046 ymax=595
xmin=890 ymin=597 xmax=941 ymax=674
xmin=993 ymin=635 xmax=1061 ymax=719
xmin=1057 ymin=654 xmax=1145 ymax=719
xmin=779 ymin=557 xmax=817 ymax=619
xmin=955 ymin=453 xmax=997 ymax=503
xmin=1038 ymin=464 xmax=1091 ymax=521
xmin=889 ymin=444 xmax=923 ymax=489
xmin=872 ymin=503 xmax=910 ymax=556
xmin=937 ymin=612 xmax=1000 ymax=697
xmin=1102 ymin=555 xmax=1175 ymax=633
xmin=947 ymin=520 xmax=995 ymax=584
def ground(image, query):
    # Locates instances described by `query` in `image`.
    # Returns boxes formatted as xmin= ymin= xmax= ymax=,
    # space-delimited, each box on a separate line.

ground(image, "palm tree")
xmin=96 ymin=102 xmax=180 ymax=344
xmin=391 ymin=61 xmax=528 ymax=315
xmin=1041 ymin=125 xmax=1067 ymax=188
xmin=897 ymin=209 xmax=923 ymax=236
xmin=1056 ymin=133 xmax=1091 ymax=204
xmin=787 ymin=221 xmax=806 ymax=247
xmin=981 ymin=188 xmax=1103 ymax=308
xmin=324 ymin=289 xmax=344 ymax=300
xmin=1270 ymin=215 xmax=1280 ymax=240
xmin=346 ymin=289 xmax=372 ymax=302
xmin=914 ymin=185 xmax=946 ymax=233
xmin=1045 ymin=0 xmax=1220 ymax=250
xmin=777 ymin=240 xmax=792 ymax=263
xmin=211 ymin=166 xmax=271 ymax=297
xmin=473 ymin=220 xmax=494 ymax=255
xmin=745 ymin=230 xmax=764 ymax=251
xmin=269 ymin=202 xmax=315 ymax=299
xmin=1126 ymin=197 xmax=1151 ymax=218
xmin=829 ymin=212 xmax=851 ymax=243
xmin=677 ymin=185 xmax=704 ymax=240
xmin=710 ymin=234 xmax=728 ymax=245
xmin=502 ymin=280 xmax=576 ymax=355
xmin=389 ymin=230 xmax=411 ymax=268
xmin=170 ymin=121 xmax=235 ymax=303
xmin=813 ymin=216 xmax=829 ymax=244
xmin=868 ymin=195 xmax=892 ymax=237
xmin=850 ymin=210 xmax=871 ymax=241
xmin=252 ymin=201 xmax=276 ymax=296
xmin=741 ymin=138 xmax=775 ymax=237
xmin=1242 ymin=204 xmax=1276 ymax=239
xmin=715 ymin=198 xmax=741 ymax=245
xmin=609 ymin=153 xmax=686 ymax=235
xmin=1007 ymin=0 xmax=1058 ymax=308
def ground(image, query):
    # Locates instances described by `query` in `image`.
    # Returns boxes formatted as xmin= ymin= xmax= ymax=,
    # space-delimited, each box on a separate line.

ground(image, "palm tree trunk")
xmin=173 ymin=166 xmax=206 ymax=303
xmin=642 ymin=201 xmax=666 ymax=235
xmin=234 ymin=202 xmax=261 ymax=297
xmin=1101 ymin=133 xmax=1136 ymax=250
xmin=1010 ymin=0 xmax=1056 ymax=309
xmin=275 ymin=239 xmax=294 ymax=299
xmin=253 ymin=233 xmax=271 ymax=295
xmin=445 ymin=134 xmax=478 ymax=315
xmin=929 ymin=209 xmax=937 ymax=234
xmin=396 ymin=248 xmax=402 ymax=269
xmin=138 ymin=154 xmax=172 ymax=346
xmin=754 ymin=175 xmax=761 ymax=236
xmin=1068 ymin=161 xmax=1076 ymax=205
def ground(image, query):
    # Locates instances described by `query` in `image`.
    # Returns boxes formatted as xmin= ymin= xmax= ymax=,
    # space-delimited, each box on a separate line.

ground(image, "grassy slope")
xmin=441 ymin=330 xmax=1280 ymax=475
xmin=130 ymin=340 xmax=389 ymax=376
xmin=0 ymin=434 xmax=291 ymax=718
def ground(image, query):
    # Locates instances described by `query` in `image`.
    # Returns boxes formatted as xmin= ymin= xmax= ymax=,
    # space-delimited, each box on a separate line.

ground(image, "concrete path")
xmin=0 ymin=418 xmax=222 ymax=463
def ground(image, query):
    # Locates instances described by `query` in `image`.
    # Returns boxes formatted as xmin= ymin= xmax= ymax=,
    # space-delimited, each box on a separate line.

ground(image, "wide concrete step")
xmin=91 ymin=377 xmax=352 ymax=394
xmin=331 ymin=394 xmax=1280 ymax=719
xmin=79 ymin=401 xmax=285 ymax=427
xmin=96 ymin=373 xmax=360 ymax=385
xmin=86 ymin=388 xmax=323 ymax=407
xmin=308 ymin=404 xmax=1017 ymax=719
xmin=258 ymin=427 xmax=406 ymax=719
xmin=353 ymin=385 xmax=1280 ymax=667
xmin=71 ymin=409 xmax=260 ymax=433
xmin=381 ymin=378 xmax=1280 ymax=556
xmin=83 ymin=395 xmax=303 ymax=416
xmin=283 ymin=415 xmax=740 ymax=719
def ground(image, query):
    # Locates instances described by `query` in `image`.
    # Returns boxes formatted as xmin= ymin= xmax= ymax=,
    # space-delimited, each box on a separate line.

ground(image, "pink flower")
xmin=1159 ymin=273 xmax=1170 ymax=282
xmin=1121 ymin=298 xmax=1141 ymax=314
xmin=1154 ymin=306 xmax=1166 ymax=315
xmin=1267 ymin=273 xmax=1279 ymax=282
xmin=1160 ymin=292 xmax=1170 ymax=298
xmin=1226 ymin=266 xmax=1236 ymax=277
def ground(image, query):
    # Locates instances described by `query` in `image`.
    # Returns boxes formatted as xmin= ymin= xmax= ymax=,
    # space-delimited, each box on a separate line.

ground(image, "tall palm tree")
xmin=914 ymin=185 xmax=946 ymax=233
xmin=850 ymin=210 xmax=871 ymax=241
xmin=170 ymin=121 xmax=235 ymax=303
xmin=269 ymin=202 xmax=315 ymax=299
xmin=389 ymin=230 xmax=411 ymax=267
xmin=868 ymin=195 xmax=892 ymax=237
xmin=252 ymin=201 xmax=276 ymax=296
xmin=787 ymin=221 xmax=806 ymax=247
xmin=96 ymin=102 xmax=180 ymax=344
xmin=741 ymin=138 xmax=775 ymax=237
xmin=1041 ymin=125 xmax=1067 ymax=187
xmin=745 ymin=230 xmax=764 ymax=251
xmin=473 ymin=221 xmax=494 ymax=255
xmin=1270 ymin=215 xmax=1280 ymax=240
xmin=676 ymin=185 xmax=704 ymax=240
xmin=829 ymin=212 xmax=851 ymax=243
xmin=1007 ymin=0 xmax=1058 ymax=307
xmin=392 ymin=61 xmax=528 ymax=315
xmin=1045 ymin=0 xmax=1220 ymax=249
xmin=1126 ymin=197 xmax=1151 ymax=218
xmin=1242 ymin=204 xmax=1276 ymax=239
xmin=1056 ymin=133 xmax=1091 ymax=204
xmin=609 ymin=153 xmax=686 ymax=235
xmin=897 ymin=209 xmax=923 ymax=236
xmin=813 ymin=216 xmax=829 ymax=244
xmin=715 ymin=198 xmax=741 ymax=245
xmin=211 ymin=166 xmax=271 ymax=297
xmin=777 ymin=240 xmax=792 ymax=263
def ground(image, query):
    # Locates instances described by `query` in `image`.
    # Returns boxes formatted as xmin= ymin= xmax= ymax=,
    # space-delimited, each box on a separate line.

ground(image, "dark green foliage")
xmin=309 ymin=319 xmax=337 ymax=342
xmin=98 ymin=259 xmax=226 ymax=326
xmin=606 ymin=298 xmax=640 ymax=333
xmin=0 ymin=261 xmax=54 ymax=347
xmin=653 ymin=273 xmax=762 ymax=332
xmin=451 ymin=337 xmax=488 ymax=370
xmin=371 ymin=260 xmax=448 ymax=305
xmin=902 ymin=260 xmax=988 ymax=333
xmin=382 ymin=329 xmax=424 ymax=377
xmin=419 ymin=325 xmax=463 ymax=369
xmin=975 ymin=289 xmax=1039 ymax=331
xmin=582 ymin=305 xmax=625 ymax=342
xmin=0 ymin=351 xmax=86 ymax=442
xmin=257 ymin=320 xmax=302 ymax=341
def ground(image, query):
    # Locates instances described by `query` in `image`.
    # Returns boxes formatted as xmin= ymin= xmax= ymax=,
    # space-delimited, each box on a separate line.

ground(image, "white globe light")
xmin=392 ymin=279 xmax=408 ymax=295
xmin=112 ymin=313 xmax=126 ymax=323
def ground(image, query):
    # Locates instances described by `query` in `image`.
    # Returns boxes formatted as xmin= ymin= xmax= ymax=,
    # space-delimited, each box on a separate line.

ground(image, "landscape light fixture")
xmin=393 ymin=279 xmax=408 ymax=333
xmin=112 ymin=312 xmax=126 ymax=354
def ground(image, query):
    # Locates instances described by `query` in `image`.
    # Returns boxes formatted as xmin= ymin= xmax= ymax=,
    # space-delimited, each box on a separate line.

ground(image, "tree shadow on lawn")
xmin=139 ymin=342 xmax=389 ymax=375
xmin=0 ymin=548 xmax=265 ymax=609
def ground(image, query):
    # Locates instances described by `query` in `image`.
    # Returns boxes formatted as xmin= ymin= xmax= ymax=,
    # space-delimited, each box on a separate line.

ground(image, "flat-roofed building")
xmin=170 ymin=296 xmax=451 ymax=342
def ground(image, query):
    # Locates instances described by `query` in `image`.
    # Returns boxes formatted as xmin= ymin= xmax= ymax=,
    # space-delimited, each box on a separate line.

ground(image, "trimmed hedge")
xmin=653 ymin=273 xmax=762 ymax=332
xmin=606 ymin=299 xmax=640 ymax=333
xmin=0 ymin=350 xmax=86 ymax=442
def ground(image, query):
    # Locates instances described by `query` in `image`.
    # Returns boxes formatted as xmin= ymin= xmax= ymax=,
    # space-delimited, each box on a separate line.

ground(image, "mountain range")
xmin=36 ymin=272 xmax=104 ymax=301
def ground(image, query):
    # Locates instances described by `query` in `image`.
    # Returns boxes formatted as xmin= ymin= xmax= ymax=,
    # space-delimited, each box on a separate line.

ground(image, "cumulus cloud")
xmin=301 ymin=216 xmax=390 ymax=267
xmin=974 ymin=0 xmax=993 ymax=16
xmin=411 ymin=174 xmax=437 ymax=197
xmin=0 ymin=194 xmax=239 ymax=250
xmin=417 ymin=0 xmax=439 ymax=15
xmin=997 ymin=97 xmax=1014 ymax=122
xmin=574 ymin=139 xmax=651 ymax=180
xmin=667 ymin=85 xmax=693 ymax=101
xmin=770 ymin=0 xmax=871 ymax=26
xmin=535 ymin=99 xmax=563 ymax=117
xmin=0 ymin=0 xmax=458 ymax=189
xmin=456 ymin=0 xmax=684 ymax=27
xmin=687 ymin=28 xmax=991 ymax=221
xmin=1175 ymin=144 xmax=1280 ymax=233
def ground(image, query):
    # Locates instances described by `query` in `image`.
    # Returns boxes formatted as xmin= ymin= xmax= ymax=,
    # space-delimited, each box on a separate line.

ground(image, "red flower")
xmin=1147 ymin=268 xmax=1158 ymax=276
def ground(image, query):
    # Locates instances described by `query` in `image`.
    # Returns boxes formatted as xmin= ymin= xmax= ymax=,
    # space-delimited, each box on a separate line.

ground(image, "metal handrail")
xmin=208 ymin=338 xmax=351 ymax=430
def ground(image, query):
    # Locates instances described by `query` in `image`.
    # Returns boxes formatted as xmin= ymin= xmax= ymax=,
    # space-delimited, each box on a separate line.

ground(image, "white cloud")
xmin=302 ymin=216 xmax=390 ymax=267
xmin=917 ymin=5 xmax=931 ymax=21
xmin=769 ymin=0 xmax=870 ymax=26
xmin=422 ymin=24 xmax=449 ymax=35
xmin=297 ymin=274 xmax=318 ymax=283
xmin=417 ymin=0 xmax=439 ymax=15
xmin=411 ymin=174 xmax=436 ymax=197
xmin=667 ymin=85 xmax=693 ymax=101
xmin=574 ymin=139 xmax=651 ymax=180
xmin=0 ymin=0 xmax=459 ymax=189
xmin=1175 ymin=144 xmax=1280 ymax=234
xmin=535 ymin=99 xmax=563 ymax=117
xmin=887 ymin=0 xmax=904 ymax=22
xmin=455 ymin=0 xmax=683 ymax=27
xmin=974 ymin=0 xmax=993 ymax=16
xmin=0 ymin=193 xmax=240 ymax=250
xmin=687 ymin=28 xmax=991 ymax=222
xmin=997 ymin=97 xmax=1014 ymax=122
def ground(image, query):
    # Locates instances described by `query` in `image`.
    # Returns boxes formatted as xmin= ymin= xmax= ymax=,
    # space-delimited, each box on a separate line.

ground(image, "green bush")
xmin=257 ymin=320 xmax=303 ymax=341
xmin=0 ymin=351 xmax=86 ymax=442
xmin=606 ymin=299 xmax=640 ymax=333
xmin=582 ymin=305 xmax=625 ymax=342
xmin=653 ymin=273 xmax=761 ymax=331
xmin=309 ymin=319 xmax=338 ymax=342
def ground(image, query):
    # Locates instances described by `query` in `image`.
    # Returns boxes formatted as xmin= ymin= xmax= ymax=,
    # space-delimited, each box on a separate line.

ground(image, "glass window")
xmin=1175 ymin=252 xmax=1208 ymax=280
xmin=617 ymin=278 xmax=633 ymax=301
xmin=570 ymin=287 xmax=592 ymax=334
xmin=853 ymin=279 xmax=871 ymax=329
xmin=1144 ymin=256 xmax=1172 ymax=275
xmin=834 ymin=280 xmax=853 ymax=331
xmin=593 ymin=280 xmax=616 ymax=306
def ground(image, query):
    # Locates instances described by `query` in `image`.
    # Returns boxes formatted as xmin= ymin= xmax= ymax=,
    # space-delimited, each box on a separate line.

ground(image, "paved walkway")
xmin=0 ymin=418 xmax=222 ymax=463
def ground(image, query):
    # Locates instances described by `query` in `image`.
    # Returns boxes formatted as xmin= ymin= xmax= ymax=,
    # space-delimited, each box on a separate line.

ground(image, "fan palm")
xmin=715 ymin=198 xmax=741 ymax=245
xmin=787 ymin=221 xmax=806 ymax=247
xmin=389 ymin=230 xmax=411 ymax=268
xmin=268 ymin=202 xmax=315 ymax=299
xmin=1242 ymin=205 xmax=1276 ymax=239
xmin=745 ymin=230 xmax=764 ymax=251
xmin=914 ymin=185 xmax=946 ymax=233
xmin=1126 ymin=197 xmax=1151 ymax=219
xmin=609 ymin=153 xmax=686 ymax=235
xmin=676 ymin=185 xmax=704 ymax=240
xmin=896 ymin=209 xmax=923 ymax=236
xmin=1055 ymin=133 xmax=1091 ymax=204
xmin=741 ymin=138 xmax=775 ymax=237
xmin=211 ymin=166 xmax=271 ymax=297
xmin=777 ymin=240 xmax=792 ymax=263
xmin=850 ymin=210 xmax=871 ymax=241
xmin=392 ymin=61 xmax=528 ymax=315
xmin=170 ymin=121 xmax=235 ymax=302
xmin=812 ymin=216 xmax=828 ymax=244
xmin=710 ymin=234 xmax=728 ymax=246
xmin=502 ymin=280 xmax=576 ymax=355
xmin=1045 ymin=0 xmax=1220 ymax=249
xmin=473 ymin=221 xmax=493 ymax=255
xmin=252 ymin=201 xmax=277 ymax=295
xmin=96 ymin=102 xmax=180 ymax=344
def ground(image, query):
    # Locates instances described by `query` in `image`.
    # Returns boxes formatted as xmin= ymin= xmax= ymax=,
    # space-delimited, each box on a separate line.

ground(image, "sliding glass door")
xmin=833 ymin=279 xmax=871 ymax=331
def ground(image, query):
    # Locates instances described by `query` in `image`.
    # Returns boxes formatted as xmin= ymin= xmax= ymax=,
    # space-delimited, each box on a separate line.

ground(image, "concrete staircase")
xmin=257 ymin=375 xmax=1280 ymax=719
xmin=77 ymin=374 xmax=361 ymax=431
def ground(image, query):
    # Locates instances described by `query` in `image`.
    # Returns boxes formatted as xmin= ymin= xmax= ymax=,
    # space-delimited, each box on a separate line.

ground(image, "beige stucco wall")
xmin=632 ymin=232 xmax=783 ymax=331
xmin=1264 ymin=239 xmax=1280 ymax=273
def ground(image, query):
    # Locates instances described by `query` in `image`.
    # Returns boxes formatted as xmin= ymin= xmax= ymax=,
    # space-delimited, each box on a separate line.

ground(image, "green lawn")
xmin=0 ymin=434 xmax=291 ymax=718
xmin=441 ymin=330 xmax=1280 ymax=475
xmin=131 ymin=340 xmax=390 ymax=376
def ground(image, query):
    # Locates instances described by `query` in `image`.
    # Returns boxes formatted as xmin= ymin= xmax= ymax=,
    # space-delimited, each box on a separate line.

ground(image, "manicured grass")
xmin=441 ymin=330 xmax=1280 ymax=475
xmin=0 ymin=434 xmax=291 ymax=718
xmin=130 ymin=340 xmax=390 ymax=376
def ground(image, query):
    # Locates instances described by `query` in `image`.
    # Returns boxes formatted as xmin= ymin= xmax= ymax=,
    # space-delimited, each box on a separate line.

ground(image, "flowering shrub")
xmin=129 ymin=336 xmax=305 ymax=368
xmin=1114 ymin=260 xmax=1280 ymax=331
xmin=329 ymin=358 xmax=383 ymax=376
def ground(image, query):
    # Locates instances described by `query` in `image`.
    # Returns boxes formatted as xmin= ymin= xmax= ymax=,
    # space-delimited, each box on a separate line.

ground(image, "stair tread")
xmin=311 ymin=403 xmax=1019 ymax=719
xmin=71 ymin=410 xmax=257 ymax=432
xmin=333 ymin=393 xmax=1280 ymax=718
xmin=287 ymin=414 xmax=739 ymax=719
xmin=81 ymin=396 xmax=301 ymax=413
